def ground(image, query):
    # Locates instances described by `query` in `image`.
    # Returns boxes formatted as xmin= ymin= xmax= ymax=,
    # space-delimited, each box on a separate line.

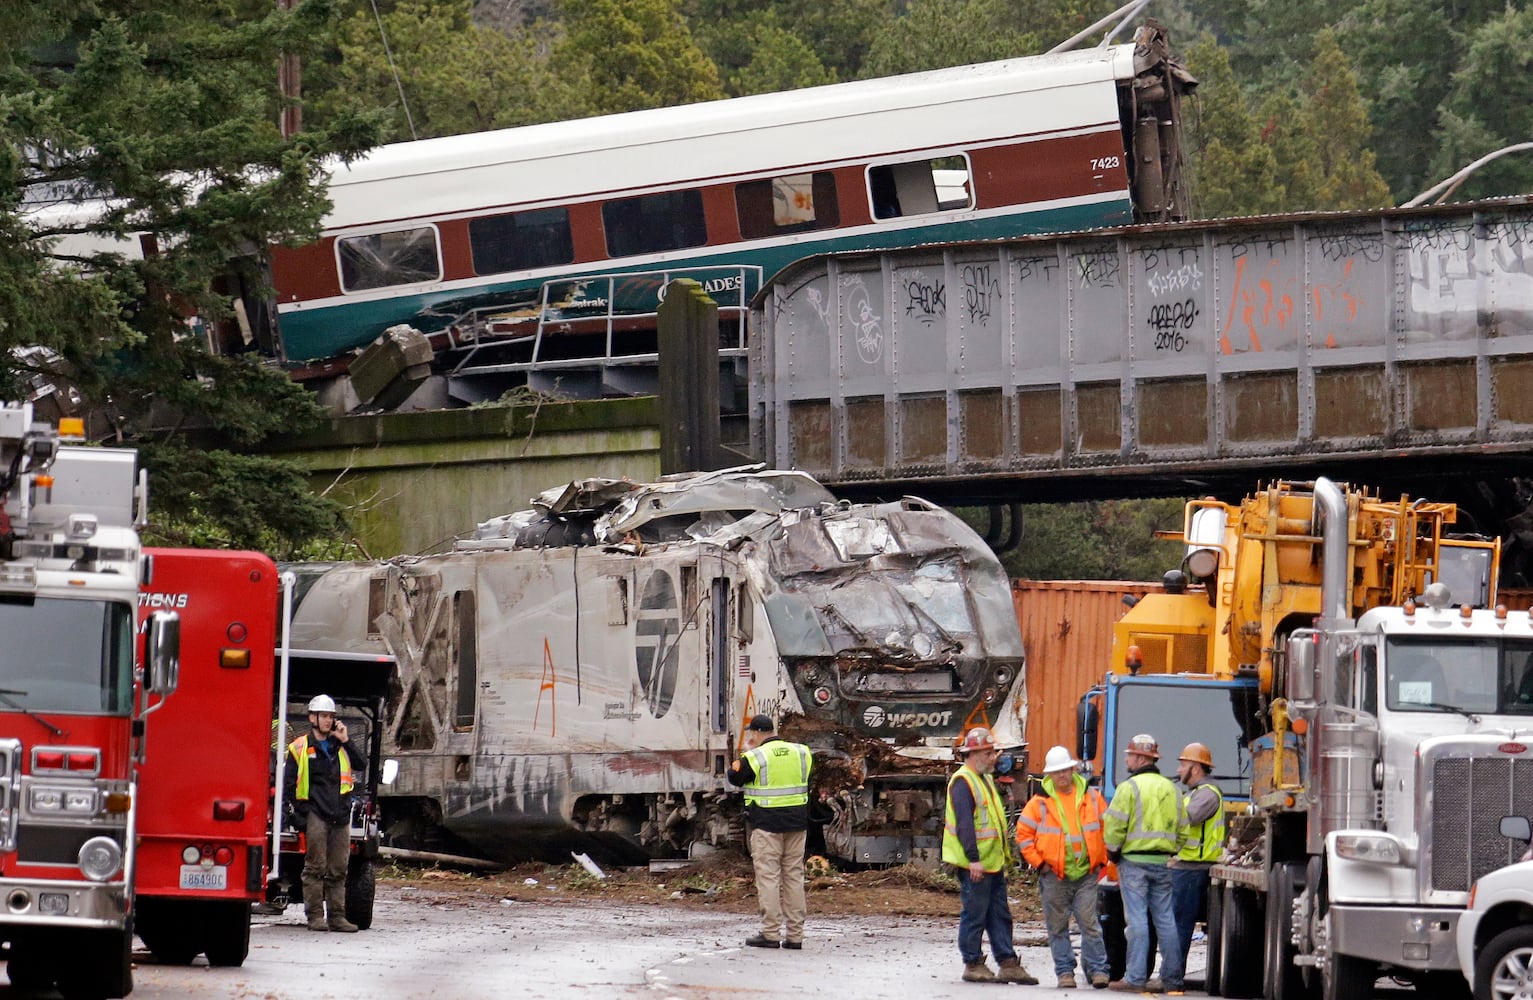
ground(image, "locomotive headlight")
xmin=812 ymin=686 xmax=833 ymax=705
xmin=78 ymin=837 xmax=123 ymax=882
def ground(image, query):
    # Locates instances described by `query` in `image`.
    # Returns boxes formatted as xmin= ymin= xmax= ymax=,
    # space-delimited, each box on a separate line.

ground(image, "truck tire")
xmin=135 ymin=897 xmax=200 ymax=965
xmin=1473 ymin=925 xmax=1533 ymax=1000
xmin=204 ymin=900 xmax=252 ymax=967
xmin=1219 ymin=883 xmax=1263 ymax=999
xmin=1204 ymin=879 xmax=1224 ymax=996
xmin=346 ymin=856 xmax=376 ymax=930
xmin=56 ymin=924 xmax=132 ymax=1000
xmin=1263 ymin=862 xmax=1316 ymax=1000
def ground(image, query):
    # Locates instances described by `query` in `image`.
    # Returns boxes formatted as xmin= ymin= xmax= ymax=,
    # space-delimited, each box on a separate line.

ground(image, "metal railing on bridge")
xmin=750 ymin=199 xmax=1533 ymax=494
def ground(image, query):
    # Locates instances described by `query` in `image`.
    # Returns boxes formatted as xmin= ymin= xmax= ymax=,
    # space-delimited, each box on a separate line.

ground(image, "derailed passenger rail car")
xmin=284 ymin=468 xmax=1025 ymax=864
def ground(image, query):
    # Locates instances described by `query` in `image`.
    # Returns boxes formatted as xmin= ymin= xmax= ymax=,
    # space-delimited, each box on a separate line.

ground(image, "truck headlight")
xmin=1335 ymin=833 xmax=1403 ymax=864
xmin=78 ymin=837 xmax=122 ymax=882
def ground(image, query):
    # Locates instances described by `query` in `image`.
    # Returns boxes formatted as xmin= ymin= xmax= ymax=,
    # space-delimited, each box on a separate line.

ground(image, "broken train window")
xmin=337 ymin=226 xmax=442 ymax=292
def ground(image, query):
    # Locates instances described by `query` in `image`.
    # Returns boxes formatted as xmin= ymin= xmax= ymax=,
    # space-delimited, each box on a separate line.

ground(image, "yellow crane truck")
xmin=1080 ymin=477 xmax=1521 ymax=999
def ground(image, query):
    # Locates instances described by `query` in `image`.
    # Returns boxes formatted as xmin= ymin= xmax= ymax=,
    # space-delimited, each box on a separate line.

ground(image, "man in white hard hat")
xmin=284 ymin=694 xmax=366 ymax=932
xmin=942 ymin=726 xmax=1038 ymax=985
xmin=1018 ymin=746 xmax=1112 ymax=989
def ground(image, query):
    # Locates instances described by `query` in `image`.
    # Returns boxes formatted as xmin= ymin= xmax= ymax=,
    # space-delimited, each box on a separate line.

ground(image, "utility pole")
xmin=278 ymin=0 xmax=301 ymax=137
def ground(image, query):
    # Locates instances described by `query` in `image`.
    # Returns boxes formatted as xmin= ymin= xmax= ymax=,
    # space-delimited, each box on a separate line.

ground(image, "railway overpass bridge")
xmin=748 ymin=198 xmax=1533 ymax=548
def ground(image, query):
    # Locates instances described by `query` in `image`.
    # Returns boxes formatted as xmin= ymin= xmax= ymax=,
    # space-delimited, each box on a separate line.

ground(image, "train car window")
xmin=453 ymin=589 xmax=477 ymax=731
xmin=468 ymin=207 xmax=575 ymax=275
xmin=868 ymin=155 xmax=971 ymax=220
xmin=602 ymin=189 xmax=707 ymax=258
xmin=337 ymin=226 xmax=441 ymax=292
xmin=735 ymin=172 xmax=840 ymax=239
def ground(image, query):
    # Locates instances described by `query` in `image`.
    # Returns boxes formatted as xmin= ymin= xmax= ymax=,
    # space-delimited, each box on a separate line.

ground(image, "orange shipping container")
xmin=1012 ymin=579 xmax=1159 ymax=775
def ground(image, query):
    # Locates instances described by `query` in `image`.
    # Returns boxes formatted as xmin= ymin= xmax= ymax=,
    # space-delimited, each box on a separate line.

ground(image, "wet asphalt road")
xmin=0 ymin=884 xmax=1231 ymax=1000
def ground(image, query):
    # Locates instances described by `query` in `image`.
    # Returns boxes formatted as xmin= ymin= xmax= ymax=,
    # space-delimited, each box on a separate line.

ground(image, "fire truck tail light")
xmin=213 ymin=800 xmax=245 ymax=821
xmin=213 ymin=846 xmax=234 ymax=866
xmin=103 ymin=792 xmax=130 ymax=814
xmin=78 ymin=837 xmax=123 ymax=882
xmin=219 ymin=648 xmax=251 ymax=669
xmin=181 ymin=845 xmax=200 ymax=864
xmin=33 ymin=751 xmax=64 ymax=771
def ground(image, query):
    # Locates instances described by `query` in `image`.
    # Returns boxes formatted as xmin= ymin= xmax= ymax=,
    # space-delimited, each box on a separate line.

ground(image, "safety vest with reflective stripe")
xmin=1103 ymin=769 xmax=1179 ymax=862
xmin=1016 ymin=773 xmax=1110 ymax=880
xmin=1177 ymin=782 xmax=1226 ymax=863
xmin=942 ymin=766 xmax=1012 ymax=872
xmin=289 ymin=734 xmax=354 ymax=800
xmin=743 ymin=741 xmax=812 ymax=809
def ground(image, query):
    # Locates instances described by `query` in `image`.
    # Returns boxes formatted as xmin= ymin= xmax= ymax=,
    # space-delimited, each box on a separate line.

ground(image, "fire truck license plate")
xmin=179 ymin=866 xmax=227 ymax=891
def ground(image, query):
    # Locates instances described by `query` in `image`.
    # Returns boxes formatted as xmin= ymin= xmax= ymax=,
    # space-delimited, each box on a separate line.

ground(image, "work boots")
xmin=997 ymin=958 xmax=1039 ymax=984
xmin=303 ymin=882 xmax=328 ymax=932
xmin=962 ymin=961 xmax=997 ymax=982
xmin=325 ymin=882 xmax=359 ymax=933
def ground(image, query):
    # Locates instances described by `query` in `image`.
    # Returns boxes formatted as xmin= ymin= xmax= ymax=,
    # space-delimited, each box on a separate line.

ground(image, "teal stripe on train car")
xmin=276 ymin=199 xmax=1130 ymax=362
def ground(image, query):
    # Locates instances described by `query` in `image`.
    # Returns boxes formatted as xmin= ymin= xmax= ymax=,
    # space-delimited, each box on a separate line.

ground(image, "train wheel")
xmin=1204 ymin=879 xmax=1224 ymax=997
xmin=346 ymin=856 xmax=377 ymax=930
xmin=203 ymin=900 xmax=252 ymax=967
xmin=1219 ymin=883 xmax=1263 ymax=999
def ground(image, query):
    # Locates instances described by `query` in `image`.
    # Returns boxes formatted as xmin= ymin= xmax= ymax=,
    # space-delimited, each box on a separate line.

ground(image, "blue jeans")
xmin=1118 ymin=859 xmax=1183 ymax=988
xmin=1170 ymin=865 xmax=1211 ymax=971
xmin=1039 ymin=869 xmax=1109 ymax=978
xmin=958 ymin=871 xmax=1017 ymax=965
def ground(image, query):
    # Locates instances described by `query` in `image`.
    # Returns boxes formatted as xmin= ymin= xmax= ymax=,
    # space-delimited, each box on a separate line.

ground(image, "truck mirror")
xmin=1500 ymin=815 xmax=1532 ymax=843
xmin=145 ymin=611 xmax=180 ymax=697
xmin=1076 ymin=690 xmax=1100 ymax=762
xmin=1287 ymin=633 xmax=1316 ymax=703
xmin=381 ymin=758 xmax=399 ymax=786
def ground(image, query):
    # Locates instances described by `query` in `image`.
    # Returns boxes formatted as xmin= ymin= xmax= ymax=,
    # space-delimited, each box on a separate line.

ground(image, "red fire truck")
xmin=0 ymin=404 xmax=178 ymax=1000
xmin=133 ymin=548 xmax=282 ymax=968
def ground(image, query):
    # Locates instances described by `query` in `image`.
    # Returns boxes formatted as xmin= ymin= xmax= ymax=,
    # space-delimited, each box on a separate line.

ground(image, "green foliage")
xmin=322 ymin=0 xmax=591 ymax=140
xmin=556 ymin=0 xmax=723 ymax=116
xmin=683 ymin=0 xmax=885 ymax=83
xmin=1184 ymin=32 xmax=1389 ymax=216
xmin=967 ymin=499 xmax=1188 ymax=583
xmin=860 ymin=0 xmax=1041 ymax=78
xmin=1429 ymin=6 xmax=1533 ymax=201
xmin=2 ymin=0 xmax=380 ymax=551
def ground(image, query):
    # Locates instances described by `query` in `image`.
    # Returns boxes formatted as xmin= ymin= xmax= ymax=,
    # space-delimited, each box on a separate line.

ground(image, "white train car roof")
xmin=324 ymin=44 xmax=1138 ymax=231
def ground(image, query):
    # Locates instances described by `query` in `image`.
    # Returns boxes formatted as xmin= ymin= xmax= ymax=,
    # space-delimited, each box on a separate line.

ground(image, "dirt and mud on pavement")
xmin=412 ymin=852 xmax=1042 ymax=923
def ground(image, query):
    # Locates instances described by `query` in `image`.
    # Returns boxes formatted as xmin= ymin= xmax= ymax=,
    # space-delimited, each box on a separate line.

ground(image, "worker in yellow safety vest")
xmin=284 ymin=693 xmax=365 ymax=933
xmin=728 ymin=714 xmax=813 ymax=950
xmin=942 ymin=726 xmax=1038 ymax=985
xmin=1102 ymin=733 xmax=1185 ymax=994
xmin=1170 ymin=742 xmax=1225 ymax=976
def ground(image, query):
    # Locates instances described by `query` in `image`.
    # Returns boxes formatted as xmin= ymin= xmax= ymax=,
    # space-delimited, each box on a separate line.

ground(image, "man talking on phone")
xmin=285 ymin=694 xmax=366 ymax=932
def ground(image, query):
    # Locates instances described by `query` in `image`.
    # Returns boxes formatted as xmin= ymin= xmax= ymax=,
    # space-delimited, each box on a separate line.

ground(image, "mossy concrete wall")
xmin=270 ymin=398 xmax=660 ymax=557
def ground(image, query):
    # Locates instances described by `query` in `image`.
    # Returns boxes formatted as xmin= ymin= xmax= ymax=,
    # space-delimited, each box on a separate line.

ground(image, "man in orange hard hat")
xmin=1102 ymin=733 xmax=1183 ymax=994
xmin=1171 ymin=742 xmax=1224 ymax=978
xmin=942 ymin=726 xmax=1038 ymax=985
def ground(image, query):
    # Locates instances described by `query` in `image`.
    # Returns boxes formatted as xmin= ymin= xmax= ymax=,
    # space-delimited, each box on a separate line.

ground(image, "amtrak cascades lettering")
xmin=861 ymin=705 xmax=953 ymax=729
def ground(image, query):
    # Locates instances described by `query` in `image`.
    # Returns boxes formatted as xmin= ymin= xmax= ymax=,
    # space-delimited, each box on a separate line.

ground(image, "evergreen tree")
xmin=556 ymin=0 xmax=724 ymax=116
xmin=323 ymin=0 xmax=591 ymax=140
xmin=1430 ymin=6 xmax=1533 ymax=201
xmin=0 ymin=0 xmax=380 ymax=550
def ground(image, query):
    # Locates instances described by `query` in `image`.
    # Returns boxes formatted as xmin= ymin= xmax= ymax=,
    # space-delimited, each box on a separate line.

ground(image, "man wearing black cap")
xmin=728 ymin=714 xmax=814 ymax=950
